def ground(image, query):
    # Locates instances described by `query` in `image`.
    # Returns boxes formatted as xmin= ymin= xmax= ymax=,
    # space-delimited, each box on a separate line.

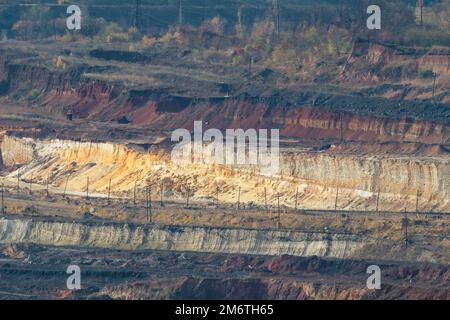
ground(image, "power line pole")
xmin=264 ymin=187 xmax=268 ymax=211
xmin=133 ymin=180 xmax=137 ymax=206
xmin=432 ymin=71 xmax=437 ymax=103
xmin=237 ymin=187 xmax=241 ymax=210
xmin=63 ymin=175 xmax=69 ymax=198
xmin=145 ymin=186 xmax=150 ymax=223
xmin=135 ymin=0 xmax=141 ymax=31
xmin=160 ymin=181 xmax=164 ymax=207
xmin=273 ymin=0 xmax=280 ymax=38
xmin=216 ymin=184 xmax=219 ymax=209
xmin=334 ymin=187 xmax=339 ymax=211
xmin=107 ymin=178 xmax=111 ymax=204
xmin=1 ymin=183 xmax=4 ymax=215
xmin=86 ymin=177 xmax=89 ymax=201
xmin=376 ymin=188 xmax=380 ymax=212
xmin=403 ymin=208 xmax=409 ymax=248
xmin=237 ymin=3 xmax=244 ymax=37
xmin=178 ymin=0 xmax=183 ymax=29
xmin=277 ymin=192 xmax=281 ymax=229
xmin=295 ymin=187 xmax=298 ymax=211
xmin=417 ymin=0 xmax=424 ymax=26
xmin=415 ymin=190 xmax=419 ymax=214
xmin=46 ymin=175 xmax=50 ymax=198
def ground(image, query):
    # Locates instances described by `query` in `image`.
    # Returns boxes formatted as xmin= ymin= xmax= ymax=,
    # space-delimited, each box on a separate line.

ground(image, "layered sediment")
xmin=1 ymin=135 xmax=448 ymax=212
xmin=0 ymin=217 xmax=364 ymax=259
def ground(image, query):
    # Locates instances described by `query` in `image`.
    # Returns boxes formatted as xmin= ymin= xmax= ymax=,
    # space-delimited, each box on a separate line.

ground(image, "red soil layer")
xmin=2 ymin=61 xmax=448 ymax=145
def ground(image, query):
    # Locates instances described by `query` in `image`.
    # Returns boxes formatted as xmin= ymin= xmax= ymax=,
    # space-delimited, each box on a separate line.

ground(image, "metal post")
xmin=1 ymin=184 xmax=4 ymax=215
xmin=86 ymin=177 xmax=89 ymax=200
xmin=432 ymin=72 xmax=437 ymax=102
xmin=237 ymin=187 xmax=241 ymax=210
xmin=178 ymin=0 xmax=183 ymax=28
xmin=295 ymin=187 xmax=298 ymax=211
xmin=148 ymin=186 xmax=153 ymax=223
xmin=415 ymin=190 xmax=419 ymax=214
xmin=376 ymin=188 xmax=380 ymax=212
xmin=46 ymin=175 xmax=50 ymax=198
xmin=334 ymin=187 xmax=339 ymax=211
xmin=403 ymin=208 xmax=408 ymax=248
xmin=135 ymin=0 xmax=141 ymax=31
xmin=133 ymin=181 xmax=137 ymax=205
xmin=216 ymin=184 xmax=219 ymax=209
xmin=107 ymin=178 xmax=111 ymax=204
xmin=146 ymin=186 xmax=149 ymax=223
xmin=160 ymin=182 xmax=164 ymax=207
xmin=186 ymin=191 xmax=189 ymax=208
xmin=273 ymin=0 xmax=280 ymax=38
xmin=277 ymin=192 xmax=281 ymax=229
xmin=264 ymin=187 xmax=268 ymax=211
xmin=63 ymin=175 xmax=69 ymax=198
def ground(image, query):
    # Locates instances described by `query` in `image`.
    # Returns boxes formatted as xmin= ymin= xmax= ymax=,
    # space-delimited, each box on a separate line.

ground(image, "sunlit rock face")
xmin=0 ymin=217 xmax=366 ymax=259
xmin=1 ymin=135 xmax=448 ymax=212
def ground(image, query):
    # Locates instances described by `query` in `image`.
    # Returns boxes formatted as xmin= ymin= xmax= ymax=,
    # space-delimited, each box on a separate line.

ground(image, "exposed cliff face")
xmin=0 ymin=218 xmax=364 ymax=259
xmin=102 ymin=276 xmax=450 ymax=300
xmin=1 ymin=135 xmax=449 ymax=212
xmin=100 ymin=254 xmax=450 ymax=300
xmin=1 ymin=49 xmax=448 ymax=145
xmin=342 ymin=39 xmax=450 ymax=83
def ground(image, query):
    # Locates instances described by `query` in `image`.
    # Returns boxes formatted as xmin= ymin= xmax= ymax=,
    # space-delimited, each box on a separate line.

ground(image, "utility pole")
xmin=17 ymin=172 xmax=20 ymax=193
xmin=133 ymin=181 xmax=137 ymax=206
xmin=264 ymin=187 xmax=268 ymax=211
xmin=415 ymin=190 xmax=419 ymax=214
xmin=273 ymin=0 xmax=280 ymax=38
xmin=277 ymin=192 xmax=281 ymax=229
xmin=178 ymin=0 xmax=183 ymax=29
xmin=1 ymin=184 xmax=4 ymax=215
xmin=29 ymin=176 xmax=32 ymax=195
xmin=46 ymin=175 xmax=50 ymax=198
xmin=135 ymin=0 xmax=142 ymax=31
xmin=86 ymin=177 xmax=89 ymax=201
xmin=417 ymin=0 xmax=424 ymax=26
xmin=63 ymin=175 xmax=69 ymax=198
xmin=403 ymin=208 xmax=409 ymax=248
xmin=149 ymin=186 xmax=152 ymax=222
xmin=237 ymin=4 xmax=244 ymax=37
xmin=216 ymin=184 xmax=219 ymax=209
xmin=160 ymin=182 xmax=164 ymax=207
xmin=107 ymin=178 xmax=111 ymax=204
xmin=432 ymin=71 xmax=437 ymax=103
xmin=376 ymin=188 xmax=380 ymax=212
xmin=334 ymin=187 xmax=339 ymax=211
xmin=237 ymin=187 xmax=241 ymax=210
xmin=186 ymin=189 xmax=190 ymax=208
xmin=145 ymin=186 xmax=149 ymax=222
xmin=295 ymin=187 xmax=298 ymax=211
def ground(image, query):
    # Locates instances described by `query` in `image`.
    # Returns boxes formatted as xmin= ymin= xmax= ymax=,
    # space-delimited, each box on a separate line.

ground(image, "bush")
xmin=418 ymin=69 xmax=436 ymax=79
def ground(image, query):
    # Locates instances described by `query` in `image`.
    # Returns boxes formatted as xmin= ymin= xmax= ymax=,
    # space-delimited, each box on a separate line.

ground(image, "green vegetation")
xmin=2 ymin=1 xmax=450 ymax=83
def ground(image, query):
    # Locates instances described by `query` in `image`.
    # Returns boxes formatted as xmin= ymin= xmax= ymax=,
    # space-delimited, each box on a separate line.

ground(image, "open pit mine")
xmin=0 ymin=0 xmax=448 ymax=302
